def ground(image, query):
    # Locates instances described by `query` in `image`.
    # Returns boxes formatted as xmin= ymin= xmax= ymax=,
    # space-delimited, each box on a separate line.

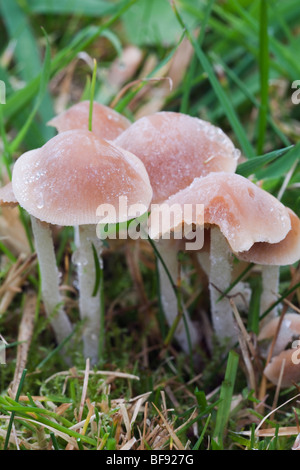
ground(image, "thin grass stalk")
xmin=257 ymin=0 xmax=269 ymax=154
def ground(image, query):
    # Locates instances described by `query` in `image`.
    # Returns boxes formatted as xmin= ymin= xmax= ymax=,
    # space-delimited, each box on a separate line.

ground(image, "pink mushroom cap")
xmin=11 ymin=129 xmax=152 ymax=226
xmin=114 ymin=111 xmax=240 ymax=204
xmin=149 ymin=172 xmax=292 ymax=254
xmin=48 ymin=101 xmax=131 ymax=140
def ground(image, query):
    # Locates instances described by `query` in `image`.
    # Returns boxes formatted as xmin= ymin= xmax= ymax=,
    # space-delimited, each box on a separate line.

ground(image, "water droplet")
xmin=71 ymin=248 xmax=88 ymax=266
xmin=37 ymin=193 xmax=44 ymax=209
xmin=233 ymin=148 xmax=241 ymax=161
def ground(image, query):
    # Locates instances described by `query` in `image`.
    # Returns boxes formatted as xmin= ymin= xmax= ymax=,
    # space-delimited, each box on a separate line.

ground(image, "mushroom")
xmin=48 ymin=100 xmax=132 ymax=279
xmin=258 ymin=312 xmax=300 ymax=358
xmin=48 ymin=100 xmax=131 ymax=141
xmin=11 ymin=129 xmax=152 ymax=363
xmin=258 ymin=312 xmax=300 ymax=388
xmin=263 ymin=348 xmax=300 ymax=388
xmin=149 ymin=172 xmax=296 ymax=347
xmin=114 ymin=112 xmax=240 ymax=352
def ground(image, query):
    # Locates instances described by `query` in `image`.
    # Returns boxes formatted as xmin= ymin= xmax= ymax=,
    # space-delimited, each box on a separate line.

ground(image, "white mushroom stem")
xmin=75 ymin=224 xmax=104 ymax=364
xmin=260 ymin=265 xmax=280 ymax=326
xmin=31 ymin=216 xmax=73 ymax=343
xmin=209 ymin=226 xmax=236 ymax=345
xmin=197 ymin=250 xmax=251 ymax=314
xmin=156 ymin=239 xmax=199 ymax=353
xmin=196 ymin=250 xmax=210 ymax=277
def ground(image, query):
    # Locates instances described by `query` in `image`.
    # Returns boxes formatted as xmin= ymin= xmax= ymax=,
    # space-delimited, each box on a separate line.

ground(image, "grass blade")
xmin=212 ymin=351 xmax=239 ymax=449
xmin=210 ymin=52 xmax=290 ymax=147
xmin=180 ymin=0 xmax=215 ymax=114
xmin=2 ymin=0 xmax=138 ymax=123
xmin=91 ymin=243 xmax=105 ymax=362
xmin=247 ymin=276 xmax=263 ymax=335
xmin=0 ymin=0 xmax=54 ymax=140
xmin=236 ymin=145 xmax=294 ymax=177
xmin=256 ymin=0 xmax=269 ymax=154
xmin=256 ymin=141 xmax=300 ymax=179
xmin=4 ymin=368 xmax=27 ymax=450
xmin=26 ymin=0 xmax=117 ymax=16
xmin=9 ymin=27 xmax=52 ymax=154
xmin=88 ymin=59 xmax=98 ymax=132
xmin=172 ymin=3 xmax=255 ymax=158
xmin=192 ymin=414 xmax=211 ymax=450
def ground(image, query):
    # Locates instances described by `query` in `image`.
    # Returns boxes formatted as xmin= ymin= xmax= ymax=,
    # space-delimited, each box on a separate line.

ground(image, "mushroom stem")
xmin=209 ymin=226 xmax=236 ymax=345
xmin=31 ymin=216 xmax=73 ymax=343
xmin=75 ymin=224 xmax=104 ymax=364
xmin=260 ymin=265 xmax=280 ymax=326
xmin=197 ymin=250 xmax=210 ymax=277
xmin=156 ymin=239 xmax=199 ymax=353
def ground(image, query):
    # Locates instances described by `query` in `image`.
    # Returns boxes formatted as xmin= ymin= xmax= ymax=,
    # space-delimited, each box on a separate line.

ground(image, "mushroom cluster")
xmin=114 ymin=111 xmax=300 ymax=356
xmin=0 ymin=101 xmax=299 ymax=374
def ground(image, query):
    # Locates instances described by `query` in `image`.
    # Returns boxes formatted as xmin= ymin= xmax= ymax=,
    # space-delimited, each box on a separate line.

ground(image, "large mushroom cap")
xmin=114 ymin=111 xmax=240 ymax=204
xmin=12 ymin=129 xmax=152 ymax=226
xmin=149 ymin=172 xmax=291 ymax=253
xmin=48 ymin=101 xmax=131 ymax=140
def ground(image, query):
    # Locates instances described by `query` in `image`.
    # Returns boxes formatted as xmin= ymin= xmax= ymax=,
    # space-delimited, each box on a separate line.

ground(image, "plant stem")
xmin=156 ymin=239 xmax=198 ymax=353
xmin=257 ymin=0 xmax=269 ymax=154
xmin=88 ymin=59 xmax=97 ymax=132
xmin=31 ymin=216 xmax=73 ymax=343
xmin=4 ymin=368 xmax=27 ymax=450
xmin=260 ymin=265 xmax=279 ymax=326
xmin=209 ymin=227 xmax=236 ymax=345
xmin=75 ymin=224 xmax=103 ymax=364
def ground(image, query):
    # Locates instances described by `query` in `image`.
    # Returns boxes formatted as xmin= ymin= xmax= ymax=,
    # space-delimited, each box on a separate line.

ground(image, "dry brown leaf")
xmin=10 ymin=290 xmax=36 ymax=396
xmin=0 ymin=206 xmax=30 ymax=256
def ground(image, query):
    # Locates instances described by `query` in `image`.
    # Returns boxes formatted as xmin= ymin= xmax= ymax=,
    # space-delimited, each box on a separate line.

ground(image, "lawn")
xmin=0 ymin=0 xmax=300 ymax=451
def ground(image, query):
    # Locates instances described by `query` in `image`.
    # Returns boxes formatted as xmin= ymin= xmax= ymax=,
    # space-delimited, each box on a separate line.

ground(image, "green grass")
xmin=0 ymin=0 xmax=300 ymax=451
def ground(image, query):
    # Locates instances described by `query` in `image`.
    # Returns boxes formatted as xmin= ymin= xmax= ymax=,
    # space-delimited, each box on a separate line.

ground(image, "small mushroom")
xmin=263 ymin=348 xmax=300 ymax=388
xmin=258 ymin=312 xmax=300 ymax=387
xmin=48 ymin=100 xmax=131 ymax=140
xmin=258 ymin=312 xmax=300 ymax=357
xmin=149 ymin=172 xmax=295 ymax=347
xmin=115 ymin=112 xmax=240 ymax=352
xmin=11 ymin=129 xmax=152 ymax=363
